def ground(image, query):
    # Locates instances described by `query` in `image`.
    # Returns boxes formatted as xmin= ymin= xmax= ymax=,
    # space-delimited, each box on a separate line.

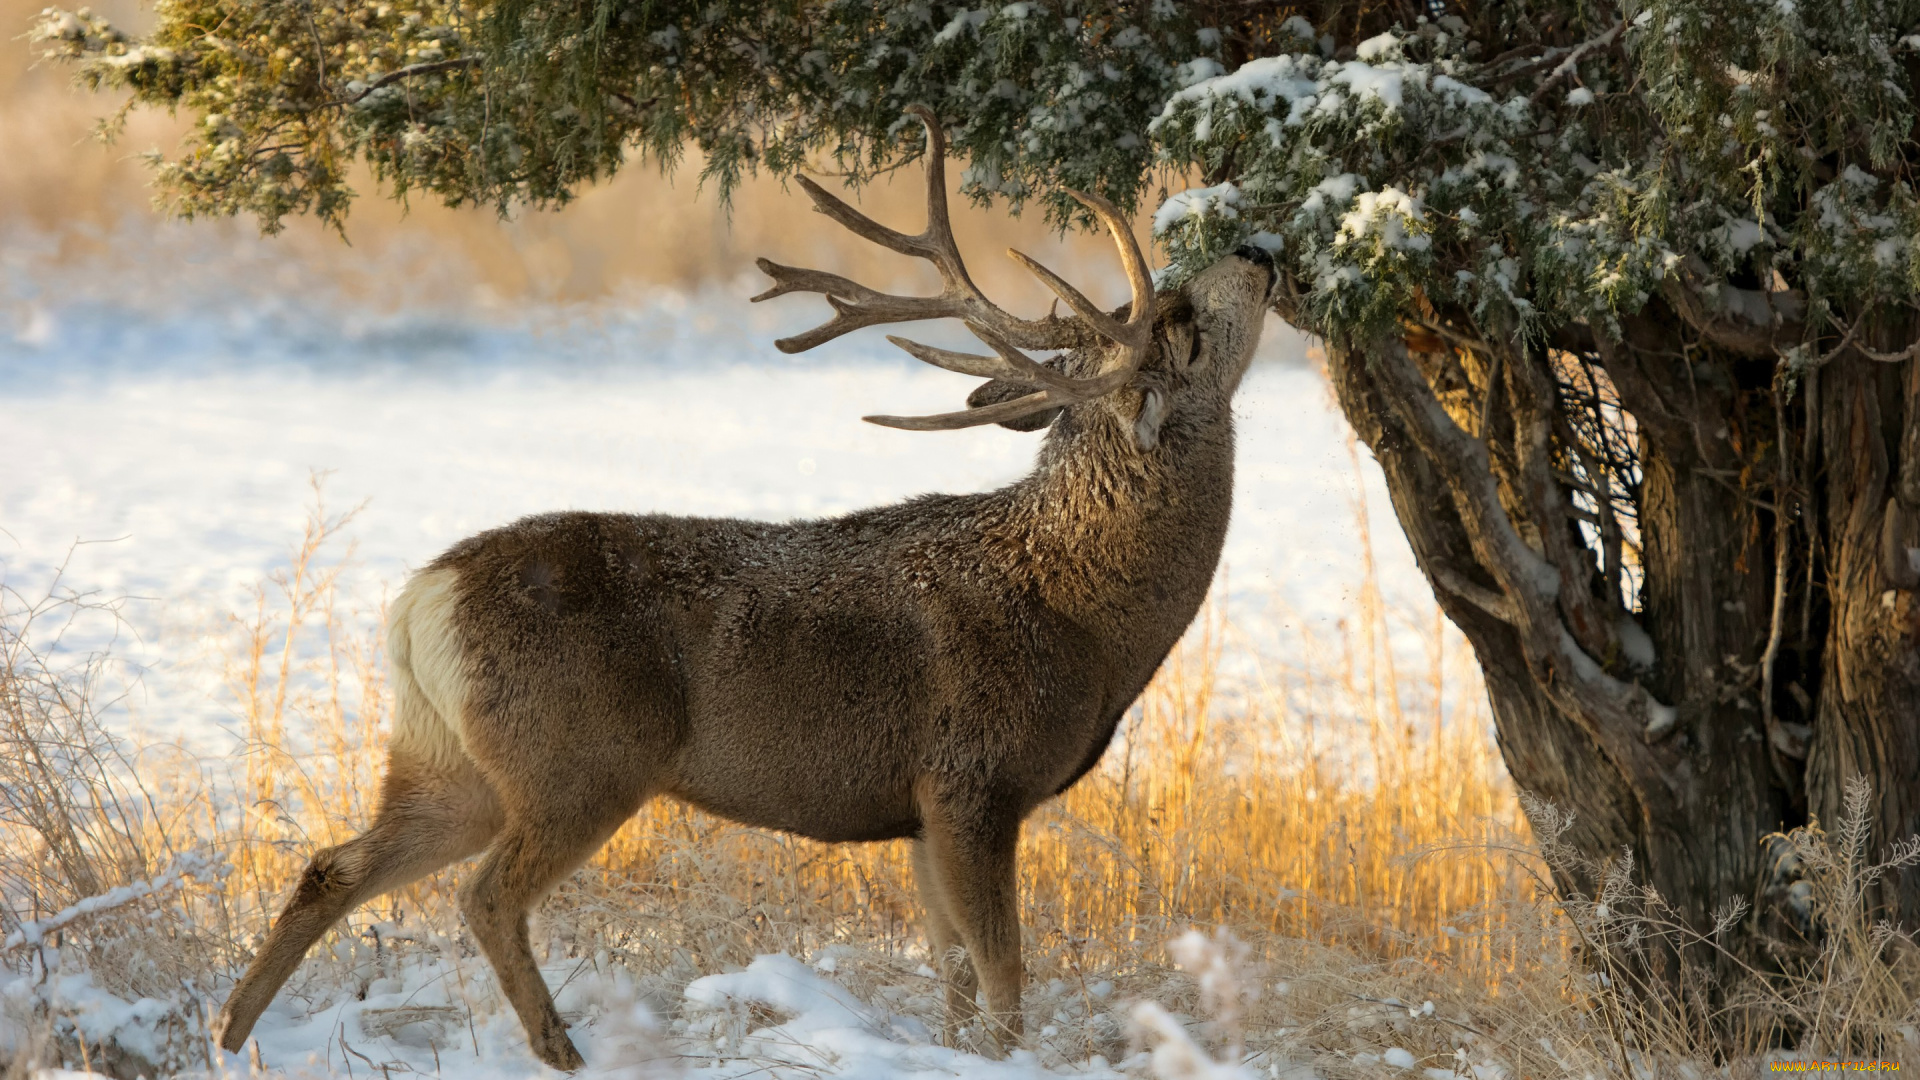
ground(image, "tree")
xmin=37 ymin=0 xmax=1920 ymax=963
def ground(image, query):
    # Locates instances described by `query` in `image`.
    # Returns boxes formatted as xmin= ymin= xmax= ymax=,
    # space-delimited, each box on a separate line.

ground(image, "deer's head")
xmin=754 ymin=106 xmax=1274 ymax=454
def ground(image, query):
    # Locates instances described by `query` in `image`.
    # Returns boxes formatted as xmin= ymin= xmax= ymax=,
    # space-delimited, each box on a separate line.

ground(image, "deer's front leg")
xmin=917 ymin=786 xmax=1024 ymax=1056
xmin=911 ymin=837 xmax=980 ymax=1044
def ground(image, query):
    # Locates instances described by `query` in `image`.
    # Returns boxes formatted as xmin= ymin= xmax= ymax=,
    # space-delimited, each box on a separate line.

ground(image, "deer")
xmin=210 ymin=106 xmax=1276 ymax=1071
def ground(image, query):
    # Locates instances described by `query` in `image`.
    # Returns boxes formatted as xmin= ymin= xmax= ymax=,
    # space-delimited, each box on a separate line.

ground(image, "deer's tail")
xmin=387 ymin=566 xmax=475 ymax=774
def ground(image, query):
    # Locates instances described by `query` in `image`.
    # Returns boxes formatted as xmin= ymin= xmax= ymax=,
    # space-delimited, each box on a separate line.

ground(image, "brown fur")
xmin=211 ymin=251 xmax=1275 ymax=1070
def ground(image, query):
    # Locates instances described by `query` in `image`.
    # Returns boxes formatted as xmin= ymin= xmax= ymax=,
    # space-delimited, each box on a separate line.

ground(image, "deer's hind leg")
xmin=215 ymin=749 xmax=499 ymax=1055
xmin=456 ymin=721 xmax=653 ymax=1072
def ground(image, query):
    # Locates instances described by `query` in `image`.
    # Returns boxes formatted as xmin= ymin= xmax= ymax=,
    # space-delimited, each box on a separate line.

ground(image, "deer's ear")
xmin=967 ymin=378 xmax=1062 ymax=431
xmin=1132 ymin=385 xmax=1169 ymax=451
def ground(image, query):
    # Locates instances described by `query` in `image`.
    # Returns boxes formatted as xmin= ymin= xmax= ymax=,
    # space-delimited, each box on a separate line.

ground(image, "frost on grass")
xmin=0 ymin=571 xmax=238 ymax=1078
xmin=2 ymin=851 xmax=227 ymax=951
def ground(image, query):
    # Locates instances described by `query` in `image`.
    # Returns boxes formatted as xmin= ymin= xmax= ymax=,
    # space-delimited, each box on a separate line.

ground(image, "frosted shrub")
xmin=1519 ymin=784 xmax=1920 ymax=1067
xmin=0 ymin=572 xmax=233 ymax=1077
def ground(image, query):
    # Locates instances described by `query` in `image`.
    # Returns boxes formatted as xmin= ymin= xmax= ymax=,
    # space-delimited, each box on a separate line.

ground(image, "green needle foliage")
xmin=1149 ymin=1 xmax=1920 ymax=352
xmin=32 ymin=1 xmax=1219 ymax=234
xmin=31 ymin=0 xmax=1920 ymax=354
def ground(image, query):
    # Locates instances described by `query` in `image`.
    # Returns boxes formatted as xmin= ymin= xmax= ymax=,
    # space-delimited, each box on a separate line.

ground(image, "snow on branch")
xmin=3 ymin=850 xmax=228 ymax=951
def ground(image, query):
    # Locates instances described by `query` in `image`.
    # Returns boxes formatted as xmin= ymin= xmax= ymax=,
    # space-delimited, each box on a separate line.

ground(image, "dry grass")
xmin=1 ymin=491 xmax=1916 ymax=1077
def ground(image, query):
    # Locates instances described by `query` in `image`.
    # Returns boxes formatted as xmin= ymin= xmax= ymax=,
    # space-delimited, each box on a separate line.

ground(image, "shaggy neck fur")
xmin=989 ymin=371 xmax=1239 ymax=645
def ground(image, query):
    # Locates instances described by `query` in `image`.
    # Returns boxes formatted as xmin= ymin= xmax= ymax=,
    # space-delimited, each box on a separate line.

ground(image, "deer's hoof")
xmin=534 ymin=1030 xmax=586 ymax=1072
xmin=211 ymin=1007 xmax=245 ymax=1053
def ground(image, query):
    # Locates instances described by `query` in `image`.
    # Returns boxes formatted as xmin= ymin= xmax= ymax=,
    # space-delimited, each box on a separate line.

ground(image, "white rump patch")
xmin=387 ymin=567 xmax=473 ymax=772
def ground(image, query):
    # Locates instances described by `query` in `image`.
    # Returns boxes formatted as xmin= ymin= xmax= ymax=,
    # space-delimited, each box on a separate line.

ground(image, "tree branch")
xmin=320 ymin=58 xmax=479 ymax=109
xmin=1363 ymin=335 xmax=1679 ymax=751
xmin=1505 ymin=336 xmax=1621 ymax=663
xmin=1431 ymin=565 xmax=1520 ymax=623
xmin=1662 ymin=255 xmax=1805 ymax=358
xmin=1525 ymin=21 xmax=1622 ymax=104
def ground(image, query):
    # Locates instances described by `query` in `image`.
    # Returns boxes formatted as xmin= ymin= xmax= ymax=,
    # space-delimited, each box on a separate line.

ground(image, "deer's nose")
xmin=1233 ymin=244 xmax=1277 ymax=291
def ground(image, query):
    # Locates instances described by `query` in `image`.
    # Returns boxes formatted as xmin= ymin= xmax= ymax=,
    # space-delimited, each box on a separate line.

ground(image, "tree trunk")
xmin=1807 ymin=357 xmax=1920 ymax=920
xmin=1315 ymin=297 xmax=1920 ymax=947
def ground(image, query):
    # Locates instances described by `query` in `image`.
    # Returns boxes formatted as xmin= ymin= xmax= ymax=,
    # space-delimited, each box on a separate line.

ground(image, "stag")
xmin=212 ymin=107 xmax=1275 ymax=1070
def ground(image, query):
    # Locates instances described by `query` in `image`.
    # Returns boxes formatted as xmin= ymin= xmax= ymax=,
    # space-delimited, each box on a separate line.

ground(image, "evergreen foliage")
xmin=31 ymin=1 xmax=1218 ymax=233
xmin=34 ymin=0 xmax=1920 ymax=349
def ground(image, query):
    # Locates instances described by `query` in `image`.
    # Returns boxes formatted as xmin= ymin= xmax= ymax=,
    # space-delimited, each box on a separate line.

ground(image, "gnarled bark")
xmin=1809 ymin=357 xmax=1920 ymax=921
xmin=1313 ymin=295 xmax=1919 ymax=948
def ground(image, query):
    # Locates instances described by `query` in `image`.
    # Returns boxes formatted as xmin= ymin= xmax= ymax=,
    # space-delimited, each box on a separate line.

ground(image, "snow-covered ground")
xmin=1 ymin=279 xmax=1429 ymax=749
xmin=17 ymin=903 xmax=1322 ymax=1080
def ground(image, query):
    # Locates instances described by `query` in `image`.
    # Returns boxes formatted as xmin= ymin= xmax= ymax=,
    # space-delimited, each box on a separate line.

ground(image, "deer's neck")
xmin=1002 ymin=407 xmax=1234 ymax=636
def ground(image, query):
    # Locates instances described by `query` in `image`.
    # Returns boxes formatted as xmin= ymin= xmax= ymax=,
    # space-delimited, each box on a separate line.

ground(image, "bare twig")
xmin=317 ymin=57 xmax=478 ymax=109
xmin=1526 ymin=22 xmax=1622 ymax=104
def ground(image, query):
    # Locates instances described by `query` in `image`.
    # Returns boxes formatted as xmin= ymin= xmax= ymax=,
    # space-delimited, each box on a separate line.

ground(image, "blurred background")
xmin=1 ymin=0 xmax=1148 ymax=320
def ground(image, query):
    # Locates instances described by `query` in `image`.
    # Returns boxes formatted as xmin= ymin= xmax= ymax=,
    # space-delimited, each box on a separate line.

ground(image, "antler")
xmin=753 ymin=105 xmax=1158 ymax=432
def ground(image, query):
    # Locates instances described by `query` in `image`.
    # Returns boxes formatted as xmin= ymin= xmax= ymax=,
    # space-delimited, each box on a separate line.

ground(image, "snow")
xmin=1616 ymin=615 xmax=1656 ymax=670
xmin=8 ymin=971 xmax=177 ymax=1068
xmin=1644 ymin=700 xmax=1679 ymax=739
xmin=1326 ymin=61 xmax=1405 ymax=111
xmin=9 ymin=929 xmax=1280 ymax=1079
xmin=1152 ymin=45 xmax=1474 ymax=156
xmin=1151 ymin=55 xmax=1322 ymax=135
xmin=1153 ymin=183 xmax=1241 ymax=235
xmin=686 ymin=955 xmax=876 ymax=1026
xmin=1175 ymin=58 xmax=1225 ymax=88
xmin=1129 ymin=1002 xmax=1256 ymax=1080
xmin=98 ymin=45 xmax=175 ymax=68
xmin=1430 ymin=75 xmax=1491 ymax=106
xmin=1354 ymin=34 xmax=1400 ymax=62
xmin=1297 ymin=174 xmax=1360 ymax=219
xmin=933 ymin=9 xmax=989 ymax=44
xmin=1337 ymin=188 xmax=1429 ymax=252
xmin=1721 ymin=217 xmax=1766 ymax=254
xmin=1383 ymin=1047 xmax=1416 ymax=1068
xmin=677 ymin=955 xmax=1077 ymax=1078
xmin=2 ymin=851 xmax=224 ymax=949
